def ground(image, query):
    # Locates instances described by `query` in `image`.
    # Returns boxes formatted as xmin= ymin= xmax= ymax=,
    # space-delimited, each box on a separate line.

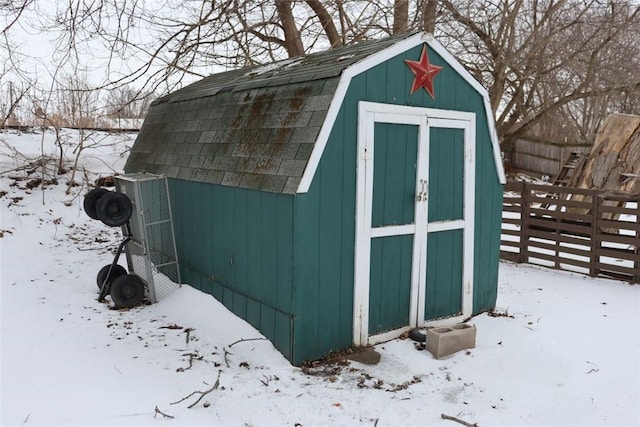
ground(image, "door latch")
xmin=416 ymin=179 xmax=428 ymax=202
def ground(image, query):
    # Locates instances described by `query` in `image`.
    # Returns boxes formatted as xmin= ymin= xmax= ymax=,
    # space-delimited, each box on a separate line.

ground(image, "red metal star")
xmin=404 ymin=46 xmax=442 ymax=98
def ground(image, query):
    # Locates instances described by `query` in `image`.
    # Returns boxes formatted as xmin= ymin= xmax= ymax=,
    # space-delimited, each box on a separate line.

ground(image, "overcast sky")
xmin=2 ymin=1 xmax=168 ymax=94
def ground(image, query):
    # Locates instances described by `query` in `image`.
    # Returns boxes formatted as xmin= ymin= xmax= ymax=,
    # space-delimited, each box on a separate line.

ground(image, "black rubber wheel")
xmin=110 ymin=274 xmax=145 ymax=308
xmin=83 ymin=188 xmax=109 ymax=220
xmin=96 ymin=264 xmax=127 ymax=290
xmin=96 ymin=192 xmax=132 ymax=227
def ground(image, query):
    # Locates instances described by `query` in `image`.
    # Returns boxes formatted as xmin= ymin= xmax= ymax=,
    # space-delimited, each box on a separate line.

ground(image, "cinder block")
xmin=425 ymin=324 xmax=476 ymax=359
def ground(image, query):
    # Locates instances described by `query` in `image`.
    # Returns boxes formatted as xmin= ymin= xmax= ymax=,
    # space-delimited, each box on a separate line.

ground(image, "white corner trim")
xmin=296 ymin=73 xmax=351 ymax=193
xmin=296 ymin=32 xmax=505 ymax=193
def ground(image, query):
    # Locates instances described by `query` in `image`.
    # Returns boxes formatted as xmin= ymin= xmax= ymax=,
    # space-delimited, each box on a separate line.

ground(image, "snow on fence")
xmin=501 ymin=181 xmax=640 ymax=283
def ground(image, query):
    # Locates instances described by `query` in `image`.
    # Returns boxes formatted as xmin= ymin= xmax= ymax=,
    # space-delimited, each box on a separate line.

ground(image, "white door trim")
xmin=353 ymin=101 xmax=476 ymax=346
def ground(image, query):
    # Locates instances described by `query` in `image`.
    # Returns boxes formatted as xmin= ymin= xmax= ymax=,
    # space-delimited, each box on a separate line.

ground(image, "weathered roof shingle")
xmin=125 ymin=33 xmax=416 ymax=193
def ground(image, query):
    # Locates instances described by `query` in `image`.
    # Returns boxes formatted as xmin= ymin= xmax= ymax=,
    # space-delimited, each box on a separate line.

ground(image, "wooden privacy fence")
xmin=501 ymin=181 xmax=640 ymax=283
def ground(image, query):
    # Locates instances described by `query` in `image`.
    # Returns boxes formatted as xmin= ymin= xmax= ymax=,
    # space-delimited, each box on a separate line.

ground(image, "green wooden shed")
xmin=125 ymin=32 xmax=506 ymax=365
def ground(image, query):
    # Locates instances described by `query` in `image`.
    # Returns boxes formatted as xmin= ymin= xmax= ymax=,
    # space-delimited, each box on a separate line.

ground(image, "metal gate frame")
xmin=115 ymin=173 xmax=181 ymax=303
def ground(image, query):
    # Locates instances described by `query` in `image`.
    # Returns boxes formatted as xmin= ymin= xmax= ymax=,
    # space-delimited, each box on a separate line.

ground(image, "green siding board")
xmin=260 ymin=305 xmax=276 ymax=344
xmin=276 ymin=198 xmax=294 ymax=312
xmin=338 ymin=104 xmax=357 ymax=347
xmin=364 ymin=62 xmax=387 ymax=103
xmin=201 ymin=276 xmax=213 ymax=295
xmin=212 ymin=281 xmax=223 ymax=301
xmin=385 ymin=58 xmax=408 ymax=105
xmin=233 ymin=294 xmax=247 ymax=320
xmin=233 ymin=190 xmax=249 ymax=296
xmin=372 ymin=123 xmax=418 ymax=227
xmin=246 ymin=195 xmax=262 ymax=302
xmin=428 ymin=128 xmax=464 ymax=222
xmin=219 ymin=186 xmax=236 ymax=287
xmin=274 ymin=312 xmax=293 ymax=358
xmin=292 ymin=189 xmax=321 ymax=363
xmin=368 ymin=235 xmax=413 ymax=334
xmin=223 ymin=288 xmax=234 ymax=310
xmin=473 ymin=143 xmax=502 ymax=312
xmin=317 ymin=117 xmax=346 ymax=355
xmin=425 ymin=229 xmax=463 ymax=320
xmin=246 ymin=299 xmax=261 ymax=330
xmin=260 ymin=196 xmax=276 ymax=306
xmin=470 ymin=98 xmax=502 ymax=313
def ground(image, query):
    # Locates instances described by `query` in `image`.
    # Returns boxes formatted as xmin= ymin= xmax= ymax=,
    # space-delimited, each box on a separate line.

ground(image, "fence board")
xmin=501 ymin=228 xmax=521 ymax=237
xmin=527 ymin=251 xmax=592 ymax=270
xmin=597 ymin=263 xmax=639 ymax=277
xmin=598 ymin=205 xmax=638 ymax=216
xmin=597 ymin=219 xmax=640 ymax=232
xmin=529 ymin=208 xmax=591 ymax=222
xmin=528 ymin=217 xmax=591 ymax=235
xmin=527 ymin=240 xmax=591 ymax=258
xmin=533 ymin=198 xmax=594 ymax=210
xmin=527 ymin=229 xmax=590 ymax=247
xmin=598 ymin=233 xmax=638 ymax=246
xmin=598 ymin=247 xmax=640 ymax=263
xmin=501 ymin=181 xmax=640 ymax=283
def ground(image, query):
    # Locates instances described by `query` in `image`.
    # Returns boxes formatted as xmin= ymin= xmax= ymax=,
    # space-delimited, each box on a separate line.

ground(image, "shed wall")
xmin=291 ymin=43 xmax=503 ymax=364
xmin=168 ymin=179 xmax=296 ymax=360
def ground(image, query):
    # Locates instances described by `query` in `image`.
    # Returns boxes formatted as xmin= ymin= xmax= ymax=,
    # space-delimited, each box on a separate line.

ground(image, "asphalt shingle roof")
xmin=125 ymin=33 xmax=415 ymax=194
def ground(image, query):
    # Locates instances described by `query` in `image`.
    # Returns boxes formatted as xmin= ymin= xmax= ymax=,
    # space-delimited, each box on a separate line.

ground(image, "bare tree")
xmin=1 ymin=1 xmax=36 ymax=126
xmin=1 ymin=0 xmax=34 ymax=34
xmin=104 ymin=85 xmax=152 ymax=120
xmin=57 ymin=70 xmax=100 ymax=128
xmin=21 ymin=1 xmax=420 ymax=96
xmin=421 ymin=0 xmax=439 ymax=33
xmin=2 ymin=0 xmax=639 ymax=153
xmin=0 ymin=79 xmax=30 ymax=126
xmin=436 ymin=0 xmax=640 ymax=151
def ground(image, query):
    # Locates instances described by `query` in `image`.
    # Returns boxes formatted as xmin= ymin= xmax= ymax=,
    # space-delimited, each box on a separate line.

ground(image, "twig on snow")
xmin=154 ymin=406 xmax=174 ymax=419
xmin=228 ymin=337 xmax=268 ymax=348
xmin=222 ymin=337 xmax=267 ymax=367
xmin=177 ymin=352 xmax=203 ymax=372
xmin=185 ymin=327 xmax=194 ymax=344
xmin=441 ymin=413 xmax=479 ymax=427
xmin=171 ymin=369 xmax=222 ymax=409
xmin=223 ymin=348 xmax=230 ymax=368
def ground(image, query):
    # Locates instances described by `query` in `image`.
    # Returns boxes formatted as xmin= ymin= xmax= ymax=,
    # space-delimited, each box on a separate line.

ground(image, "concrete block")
xmin=425 ymin=324 xmax=476 ymax=359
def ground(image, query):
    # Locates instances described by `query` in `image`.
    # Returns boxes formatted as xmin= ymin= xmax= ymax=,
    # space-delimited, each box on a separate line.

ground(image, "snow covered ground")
xmin=1 ymin=128 xmax=639 ymax=427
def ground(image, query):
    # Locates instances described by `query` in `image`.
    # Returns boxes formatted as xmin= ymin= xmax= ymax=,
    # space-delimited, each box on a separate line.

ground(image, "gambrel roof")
xmin=125 ymin=33 xmax=505 ymax=194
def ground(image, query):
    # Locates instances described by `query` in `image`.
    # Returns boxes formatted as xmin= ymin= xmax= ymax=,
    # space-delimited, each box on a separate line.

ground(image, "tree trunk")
xmin=305 ymin=0 xmax=342 ymax=48
xmin=275 ymin=0 xmax=304 ymax=57
xmin=422 ymin=0 xmax=437 ymax=33
xmin=568 ymin=114 xmax=640 ymax=193
xmin=567 ymin=114 xmax=640 ymax=219
xmin=393 ymin=0 xmax=409 ymax=34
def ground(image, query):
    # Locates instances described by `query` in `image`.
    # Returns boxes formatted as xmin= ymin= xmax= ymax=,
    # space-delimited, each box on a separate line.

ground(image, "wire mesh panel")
xmin=116 ymin=173 xmax=181 ymax=303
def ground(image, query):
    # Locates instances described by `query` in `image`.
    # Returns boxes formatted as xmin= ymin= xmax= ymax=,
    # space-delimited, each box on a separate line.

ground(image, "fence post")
xmin=589 ymin=191 xmax=601 ymax=277
xmin=519 ymin=182 xmax=530 ymax=264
